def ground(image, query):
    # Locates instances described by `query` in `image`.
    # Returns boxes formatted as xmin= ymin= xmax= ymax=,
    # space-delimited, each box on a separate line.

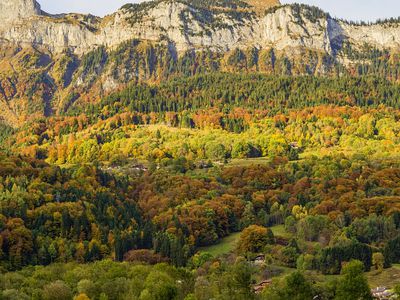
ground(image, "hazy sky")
xmin=39 ymin=0 xmax=400 ymax=21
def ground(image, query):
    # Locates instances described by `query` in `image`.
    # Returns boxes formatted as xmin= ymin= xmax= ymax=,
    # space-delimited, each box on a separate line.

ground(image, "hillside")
xmin=0 ymin=0 xmax=400 ymax=126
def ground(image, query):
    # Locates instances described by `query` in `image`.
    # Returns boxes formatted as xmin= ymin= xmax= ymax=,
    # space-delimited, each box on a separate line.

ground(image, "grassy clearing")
xmin=226 ymin=157 xmax=271 ymax=167
xmin=198 ymin=225 xmax=292 ymax=257
xmin=367 ymin=264 xmax=400 ymax=288
xmin=198 ymin=232 xmax=241 ymax=257
xmin=270 ymin=224 xmax=292 ymax=239
xmin=198 ymin=227 xmax=400 ymax=289
xmin=305 ymin=265 xmax=400 ymax=289
xmin=197 ymin=225 xmax=291 ymax=258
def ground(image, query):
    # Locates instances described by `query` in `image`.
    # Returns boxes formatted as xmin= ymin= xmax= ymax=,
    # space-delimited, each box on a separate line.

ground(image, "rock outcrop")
xmin=0 ymin=0 xmax=41 ymax=24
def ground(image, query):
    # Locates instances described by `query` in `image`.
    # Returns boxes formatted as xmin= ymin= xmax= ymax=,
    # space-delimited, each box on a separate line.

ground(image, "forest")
xmin=2 ymin=98 xmax=400 ymax=299
xmin=3 ymin=16 xmax=400 ymax=298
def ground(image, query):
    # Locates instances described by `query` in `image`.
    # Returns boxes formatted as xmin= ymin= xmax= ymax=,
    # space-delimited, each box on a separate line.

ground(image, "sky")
xmin=39 ymin=0 xmax=400 ymax=22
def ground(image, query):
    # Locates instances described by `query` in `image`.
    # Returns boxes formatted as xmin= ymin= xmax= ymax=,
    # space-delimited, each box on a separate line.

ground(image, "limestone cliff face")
xmin=342 ymin=22 xmax=400 ymax=50
xmin=0 ymin=0 xmax=399 ymax=56
xmin=0 ymin=0 xmax=41 ymax=24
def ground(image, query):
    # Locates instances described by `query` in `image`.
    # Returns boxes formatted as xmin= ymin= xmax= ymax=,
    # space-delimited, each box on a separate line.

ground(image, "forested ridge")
xmin=78 ymin=73 xmax=400 ymax=116
xmin=2 ymin=35 xmax=400 ymax=126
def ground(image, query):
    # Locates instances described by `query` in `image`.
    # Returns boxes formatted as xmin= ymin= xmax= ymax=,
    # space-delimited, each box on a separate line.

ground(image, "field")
xmin=198 ymin=225 xmax=292 ymax=257
xmin=270 ymin=224 xmax=292 ymax=239
xmin=226 ymin=157 xmax=271 ymax=167
xmin=197 ymin=226 xmax=400 ymax=290
xmin=367 ymin=264 xmax=400 ymax=288
xmin=198 ymin=232 xmax=241 ymax=257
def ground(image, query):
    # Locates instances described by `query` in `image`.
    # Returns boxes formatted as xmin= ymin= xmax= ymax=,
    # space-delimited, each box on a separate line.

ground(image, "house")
xmin=253 ymin=255 xmax=265 ymax=266
xmin=253 ymin=279 xmax=272 ymax=294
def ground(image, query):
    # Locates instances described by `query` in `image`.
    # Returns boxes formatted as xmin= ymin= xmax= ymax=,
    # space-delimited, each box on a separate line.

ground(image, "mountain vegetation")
xmin=2 ymin=0 xmax=400 ymax=299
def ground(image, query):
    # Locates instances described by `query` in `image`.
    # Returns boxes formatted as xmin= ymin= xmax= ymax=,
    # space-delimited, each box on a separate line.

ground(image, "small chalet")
xmin=252 ymin=254 xmax=265 ymax=266
xmin=253 ymin=279 xmax=272 ymax=294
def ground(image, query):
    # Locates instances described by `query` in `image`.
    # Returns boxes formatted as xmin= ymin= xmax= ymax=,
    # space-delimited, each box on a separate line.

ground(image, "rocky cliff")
xmin=0 ymin=0 xmax=400 ymax=126
xmin=1 ymin=0 xmax=399 ymax=55
xmin=0 ymin=0 xmax=41 ymax=24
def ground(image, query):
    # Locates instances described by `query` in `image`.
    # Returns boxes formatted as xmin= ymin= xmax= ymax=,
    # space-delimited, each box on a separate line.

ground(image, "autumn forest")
xmin=2 ymin=1 xmax=400 ymax=299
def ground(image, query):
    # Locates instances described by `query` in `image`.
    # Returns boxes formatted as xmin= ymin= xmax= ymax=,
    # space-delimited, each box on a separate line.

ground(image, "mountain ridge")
xmin=0 ymin=0 xmax=399 ymax=55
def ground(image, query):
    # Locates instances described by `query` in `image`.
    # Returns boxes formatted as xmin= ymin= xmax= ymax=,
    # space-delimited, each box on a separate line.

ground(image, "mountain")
xmin=0 ymin=0 xmax=400 ymax=126
xmin=4 ymin=2 xmax=400 ymax=293
xmin=2 ymin=0 xmax=399 ymax=54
